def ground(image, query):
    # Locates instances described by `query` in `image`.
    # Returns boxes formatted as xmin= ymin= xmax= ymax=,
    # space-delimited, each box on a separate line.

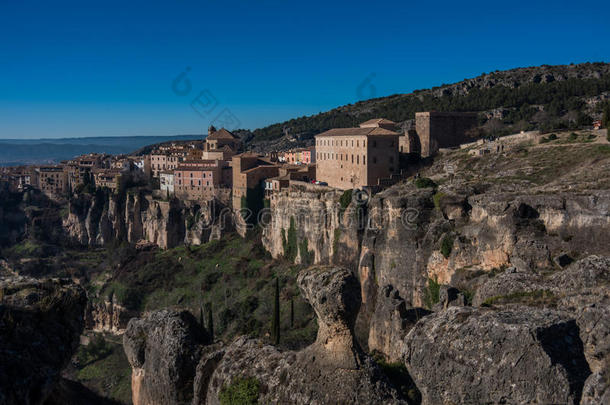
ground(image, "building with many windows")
xmin=314 ymin=119 xmax=399 ymax=189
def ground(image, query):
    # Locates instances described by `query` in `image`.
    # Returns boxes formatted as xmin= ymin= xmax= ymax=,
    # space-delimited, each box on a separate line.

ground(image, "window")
xmin=363 ymin=155 xmax=366 ymax=165
xmin=356 ymin=140 xmax=359 ymax=147
xmin=351 ymin=140 xmax=354 ymax=147
xmin=363 ymin=140 xmax=366 ymax=147
xmin=357 ymin=155 xmax=359 ymax=164
xmin=351 ymin=154 xmax=354 ymax=163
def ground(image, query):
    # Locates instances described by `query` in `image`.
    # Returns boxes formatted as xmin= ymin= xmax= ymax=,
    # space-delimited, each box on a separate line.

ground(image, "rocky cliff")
xmin=261 ymin=183 xmax=364 ymax=268
xmin=0 ymin=276 xmax=87 ymax=405
xmin=63 ymin=190 xmax=232 ymax=249
xmin=123 ymin=266 xmax=407 ymax=405
xmin=261 ymin=141 xmax=610 ymax=365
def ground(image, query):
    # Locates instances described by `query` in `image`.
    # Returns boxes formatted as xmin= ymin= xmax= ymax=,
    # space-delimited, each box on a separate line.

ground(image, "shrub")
xmin=433 ymin=191 xmax=445 ymax=210
xmin=423 ymin=277 xmax=440 ymax=309
xmin=569 ymin=132 xmax=578 ymax=141
xmin=339 ymin=189 xmax=352 ymax=217
xmin=440 ymin=234 xmax=454 ymax=259
xmin=220 ymin=376 xmax=260 ymax=405
xmin=283 ymin=217 xmax=298 ymax=262
xmin=547 ymin=133 xmax=558 ymax=140
xmin=415 ymin=177 xmax=436 ymax=189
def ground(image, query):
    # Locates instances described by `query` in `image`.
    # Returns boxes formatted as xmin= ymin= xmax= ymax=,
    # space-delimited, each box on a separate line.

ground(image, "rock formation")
xmin=123 ymin=310 xmax=209 ymax=405
xmin=64 ymin=190 xmax=232 ymax=249
xmin=261 ymin=184 xmax=361 ymax=267
xmin=404 ymin=306 xmax=591 ymax=405
xmin=123 ymin=266 xmax=407 ymax=405
xmin=0 ymin=276 xmax=87 ymax=405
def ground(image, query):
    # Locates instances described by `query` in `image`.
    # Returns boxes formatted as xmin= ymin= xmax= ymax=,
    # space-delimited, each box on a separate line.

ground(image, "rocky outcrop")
xmin=64 ymin=191 xmax=232 ymax=249
xmin=123 ymin=310 xmax=209 ymax=405
xmin=404 ymin=306 xmax=592 ymax=405
xmin=261 ymin=184 xmax=360 ymax=267
xmin=359 ymin=185 xmax=610 ymax=360
xmin=368 ymin=285 xmax=430 ymax=362
xmin=85 ymin=299 xmax=135 ymax=334
xmin=204 ymin=266 xmax=405 ymax=404
xmin=0 ymin=276 xmax=87 ymax=405
xmin=124 ymin=266 xmax=406 ymax=405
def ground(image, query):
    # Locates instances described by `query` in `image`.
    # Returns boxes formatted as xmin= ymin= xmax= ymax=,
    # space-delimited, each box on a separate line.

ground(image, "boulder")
xmin=0 ymin=277 xmax=87 ymax=405
xmin=404 ymin=306 xmax=591 ymax=405
xmin=123 ymin=310 xmax=209 ymax=405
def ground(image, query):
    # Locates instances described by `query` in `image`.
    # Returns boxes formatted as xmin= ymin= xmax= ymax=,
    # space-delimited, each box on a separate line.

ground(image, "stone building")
xmin=232 ymin=153 xmax=280 ymax=211
xmin=35 ymin=166 xmax=68 ymax=198
xmin=314 ymin=119 xmax=400 ymax=190
xmin=92 ymin=169 xmax=122 ymax=192
xmin=159 ymin=171 xmax=175 ymax=195
xmin=412 ymin=111 xmax=478 ymax=157
xmin=203 ymin=126 xmax=241 ymax=160
xmin=174 ymin=160 xmax=228 ymax=201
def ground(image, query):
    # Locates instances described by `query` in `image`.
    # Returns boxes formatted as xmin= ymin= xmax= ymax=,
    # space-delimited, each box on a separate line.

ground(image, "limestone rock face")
xmin=123 ymin=267 xmax=405 ymax=405
xmin=203 ymin=265 xmax=406 ymax=405
xmin=403 ymin=307 xmax=591 ymax=405
xmin=261 ymin=185 xmax=360 ymax=267
xmin=0 ymin=276 xmax=87 ymax=405
xmin=123 ymin=310 xmax=209 ymax=405
xmin=85 ymin=299 xmax=135 ymax=334
xmin=359 ymin=186 xmax=610 ymax=360
xmin=368 ymin=285 xmax=430 ymax=363
xmin=64 ymin=192 xmax=232 ymax=249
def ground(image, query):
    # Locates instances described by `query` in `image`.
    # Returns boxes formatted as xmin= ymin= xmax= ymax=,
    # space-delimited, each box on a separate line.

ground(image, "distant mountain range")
xmin=0 ymin=135 xmax=203 ymax=166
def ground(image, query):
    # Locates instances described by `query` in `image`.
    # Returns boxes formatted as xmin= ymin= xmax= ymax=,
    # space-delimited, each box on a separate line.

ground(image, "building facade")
xmin=414 ymin=112 xmax=478 ymax=157
xmin=314 ymin=121 xmax=399 ymax=189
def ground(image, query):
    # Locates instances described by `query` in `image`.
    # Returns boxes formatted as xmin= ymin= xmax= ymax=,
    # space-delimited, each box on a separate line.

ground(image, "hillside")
xmin=246 ymin=62 xmax=610 ymax=151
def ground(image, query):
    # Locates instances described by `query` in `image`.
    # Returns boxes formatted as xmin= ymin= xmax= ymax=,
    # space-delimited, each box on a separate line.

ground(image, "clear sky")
xmin=0 ymin=0 xmax=608 ymax=139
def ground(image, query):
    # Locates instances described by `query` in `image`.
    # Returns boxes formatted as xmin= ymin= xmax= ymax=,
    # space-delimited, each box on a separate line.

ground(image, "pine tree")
xmin=271 ymin=278 xmax=280 ymax=345
xmin=207 ymin=303 xmax=214 ymax=342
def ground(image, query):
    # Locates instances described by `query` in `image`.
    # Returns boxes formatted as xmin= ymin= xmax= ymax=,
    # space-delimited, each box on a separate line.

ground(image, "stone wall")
xmin=416 ymin=111 xmax=478 ymax=157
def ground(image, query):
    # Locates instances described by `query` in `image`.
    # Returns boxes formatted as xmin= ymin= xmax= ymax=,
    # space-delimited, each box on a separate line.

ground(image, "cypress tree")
xmin=290 ymin=298 xmax=294 ymax=328
xmin=207 ymin=303 xmax=214 ymax=342
xmin=271 ymin=278 xmax=280 ymax=345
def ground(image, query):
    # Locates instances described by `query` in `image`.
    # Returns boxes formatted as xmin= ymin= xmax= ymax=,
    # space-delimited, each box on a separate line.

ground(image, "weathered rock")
xmin=403 ymin=306 xmax=591 ymax=405
xmin=85 ymin=299 xmax=135 ymax=334
xmin=368 ymin=285 xmax=431 ymax=363
xmin=123 ymin=310 xmax=209 ymax=405
xmin=204 ymin=266 xmax=406 ymax=405
xmin=0 ymin=276 xmax=87 ymax=405
xmin=64 ymin=192 xmax=232 ymax=249
xmin=261 ymin=185 xmax=360 ymax=267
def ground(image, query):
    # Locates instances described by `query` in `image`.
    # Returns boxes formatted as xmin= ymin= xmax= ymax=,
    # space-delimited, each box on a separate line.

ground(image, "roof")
xmin=315 ymin=127 xmax=399 ymax=137
xmin=206 ymin=128 xmax=239 ymax=141
xmin=359 ymin=118 xmax=397 ymax=127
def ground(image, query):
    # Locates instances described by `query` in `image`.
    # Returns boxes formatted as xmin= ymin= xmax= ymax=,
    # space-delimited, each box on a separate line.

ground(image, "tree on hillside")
xmin=271 ymin=278 xmax=280 ymax=345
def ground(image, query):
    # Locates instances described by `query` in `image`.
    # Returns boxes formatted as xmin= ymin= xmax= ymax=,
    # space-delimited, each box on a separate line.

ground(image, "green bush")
xmin=432 ymin=192 xmax=445 ymax=210
xmin=569 ymin=132 xmax=578 ymax=141
xmin=440 ymin=235 xmax=454 ymax=258
xmin=424 ymin=277 xmax=441 ymax=309
xmin=283 ymin=217 xmax=298 ymax=262
xmin=219 ymin=376 xmax=260 ymax=405
xmin=415 ymin=177 xmax=436 ymax=189
xmin=339 ymin=189 xmax=352 ymax=217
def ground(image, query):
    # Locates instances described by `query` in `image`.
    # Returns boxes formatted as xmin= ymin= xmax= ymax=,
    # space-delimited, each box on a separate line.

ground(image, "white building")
xmin=159 ymin=171 xmax=174 ymax=195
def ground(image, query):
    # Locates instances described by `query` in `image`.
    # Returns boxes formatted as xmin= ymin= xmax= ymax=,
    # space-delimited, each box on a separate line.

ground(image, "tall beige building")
xmin=315 ymin=119 xmax=399 ymax=189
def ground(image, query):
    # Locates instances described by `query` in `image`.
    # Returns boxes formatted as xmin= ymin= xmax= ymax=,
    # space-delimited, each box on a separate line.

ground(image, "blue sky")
xmin=0 ymin=0 xmax=608 ymax=139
